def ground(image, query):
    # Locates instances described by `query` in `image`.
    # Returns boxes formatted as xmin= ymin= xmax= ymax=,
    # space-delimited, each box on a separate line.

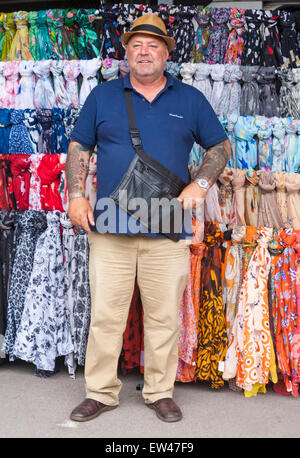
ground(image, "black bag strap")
xmin=124 ymin=88 xmax=149 ymax=160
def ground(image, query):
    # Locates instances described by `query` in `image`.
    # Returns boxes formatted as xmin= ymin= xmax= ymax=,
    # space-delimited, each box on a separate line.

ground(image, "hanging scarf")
xmin=51 ymin=108 xmax=68 ymax=155
xmin=13 ymin=211 xmax=74 ymax=374
xmin=72 ymin=224 xmax=91 ymax=367
xmin=218 ymin=168 xmax=233 ymax=226
xmin=255 ymin=116 xmax=273 ymax=171
xmin=224 ymin=8 xmax=246 ymax=65
xmin=188 ymin=143 xmax=204 ymax=169
xmin=269 ymin=228 xmax=297 ymax=393
xmin=1 ymin=12 xmax=16 ymax=61
xmin=36 ymin=108 xmax=53 ymax=154
xmin=210 ymin=64 xmax=225 ymax=113
xmin=191 ymin=6 xmax=211 ymax=63
xmin=226 ymin=113 xmax=238 ymax=169
xmin=50 ymin=60 xmax=71 ymax=109
xmin=279 ymin=10 xmax=300 ymax=68
xmin=8 ymin=109 xmax=34 ymax=155
xmin=240 ymin=66 xmax=260 ymax=116
xmin=15 ymin=60 xmax=35 ymax=109
xmin=0 ymin=13 xmax=4 ymax=58
xmin=33 ymin=60 xmax=56 ymax=109
xmin=9 ymin=11 xmax=32 ymax=61
xmin=60 ymin=213 xmax=92 ymax=371
xmin=0 ymin=109 xmax=11 ymax=154
xmin=27 ymin=11 xmax=38 ymax=60
xmin=196 ymin=222 xmax=228 ymax=389
xmin=1 ymin=157 xmax=16 ymax=209
xmin=10 ymin=154 xmax=31 ymax=209
xmin=121 ymin=285 xmax=143 ymax=376
xmin=293 ymin=68 xmax=300 ymax=119
xmin=285 ymin=173 xmax=300 ymax=230
xmin=0 ymin=158 xmax=10 ymax=209
xmin=3 ymin=61 xmax=20 ymax=108
xmin=207 ymin=8 xmax=230 ymax=65
xmin=192 ymin=64 xmax=212 ymax=103
xmin=261 ymin=10 xmax=283 ymax=67
xmin=223 ymin=227 xmax=275 ymax=392
xmin=292 ymin=231 xmax=300 ymax=396
xmin=204 ymin=183 xmax=222 ymax=223
xmin=101 ymin=58 xmax=119 ymax=82
xmin=2 ymin=210 xmax=47 ymax=361
xmin=179 ymin=63 xmax=196 ymax=86
xmin=234 ymin=116 xmax=258 ymax=170
xmin=241 ymin=9 xmax=263 ymax=66
xmin=257 ymin=66 xmax=280 ymax=118
xmin=76 ymin=8 xmax=100 ymax=60
xmin=96 ymin=10 xmax=124 ymax=61
xmin=165 ymin=62 xmax=181 ymax=79
xmin=36 ymin=10 xmax=53 ymax=60
xmin=119 ymin=59 xmax=129 ymax=78
xmin=177 ymin=243 xmax=206 ymax=382
xmin=271 ymin=117 xmax=286 ymax=172
xmin=244 ymin=170 xmax=260 ymax=227
xmin=224 ymin=225 xmax=246 ymax=338
xmin=47 ymin=9 xmax=77 ymax=60
xmin=170 ymin=6 xmax=195 ymax=64
xmin=28 ymin=153 xmax=43 ymax=210
xmin=258 ymin=171 xmax=284 ymax=228
xmin=283 ymin=118 xmax=298 ymax=173
xmin=38 ymin=154 xmax=64 ymax=212
xmin=242 ymin=225 xmax=258 ymax=279
xmin=63 ymin=60 xmax=80 ymax=108
xmin=278 ymin=67 xmax=299 ymax=119
xmin=0 ymin=210 xmax=17 ymax=356
xmin=63 ymin=107 xmax=79 ymax=142
xmin=79 ymin=57 xmax=101 ymax=106
xmin=58 ymin=153 xmax=68 ymax=212
xmin=0 ymin=61 xmax=6 ymax=108
xmin=23 ymin=109 xmax=41 ymax=155
xmin=217 ymin=65 xmax=242 ymax=116
xmin=273 ymin=171 xmax=288 ymax=227
xmin=64 ymin=9 xmax=79 ymax=59
xmin=298 ymin=121 xmax=300 ymax=174
xmin=230 ymin=169 xmax=246 ymax=227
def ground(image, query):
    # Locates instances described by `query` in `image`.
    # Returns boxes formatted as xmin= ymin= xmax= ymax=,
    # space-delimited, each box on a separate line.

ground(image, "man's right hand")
xmin=68 ymin=197 xmax=95 ymax=233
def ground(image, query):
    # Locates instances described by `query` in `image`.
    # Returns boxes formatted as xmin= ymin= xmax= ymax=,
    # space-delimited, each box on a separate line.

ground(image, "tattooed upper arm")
xmin=195 ymin=139 xmax=231 ymax=186
xmin=65 ymin=141 xmax=93 ymax=195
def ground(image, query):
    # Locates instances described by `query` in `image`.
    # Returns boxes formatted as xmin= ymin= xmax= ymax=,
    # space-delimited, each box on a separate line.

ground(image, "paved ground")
xmin=1 ymin=358 xmax=299 ymax=438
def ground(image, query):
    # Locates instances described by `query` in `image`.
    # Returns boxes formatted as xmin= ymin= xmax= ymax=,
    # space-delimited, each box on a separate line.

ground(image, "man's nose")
xmin=139 ymin=45 xmax=150 ymax=54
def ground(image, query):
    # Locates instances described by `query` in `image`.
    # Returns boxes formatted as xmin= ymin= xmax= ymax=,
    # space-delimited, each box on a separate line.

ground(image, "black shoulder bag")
xmin=109 ymin=88 xmax=187 ymax=242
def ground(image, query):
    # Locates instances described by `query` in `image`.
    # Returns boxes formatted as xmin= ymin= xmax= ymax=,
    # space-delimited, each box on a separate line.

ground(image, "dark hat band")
xmin=130 ymin=24 xmax=167 ymax=37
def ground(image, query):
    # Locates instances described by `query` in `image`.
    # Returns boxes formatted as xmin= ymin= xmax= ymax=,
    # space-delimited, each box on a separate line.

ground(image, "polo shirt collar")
xmin=123 ymin=70 xmax=174 ymax=91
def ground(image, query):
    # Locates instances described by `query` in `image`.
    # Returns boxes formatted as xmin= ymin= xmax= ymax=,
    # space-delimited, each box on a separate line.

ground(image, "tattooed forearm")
xmin=65 ymin=141 xmax=92 ymax=195
xmin=195 ymin=139 xmax=231 ymax=186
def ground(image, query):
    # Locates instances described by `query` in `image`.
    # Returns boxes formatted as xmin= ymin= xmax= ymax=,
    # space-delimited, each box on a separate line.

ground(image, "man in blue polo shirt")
xmin=67 ymin=14 xmax=230 ymax=423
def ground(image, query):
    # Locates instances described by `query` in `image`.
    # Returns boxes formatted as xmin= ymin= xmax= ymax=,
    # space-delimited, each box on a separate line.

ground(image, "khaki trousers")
xmin=85 ymin=232 xmax=190 ymax=405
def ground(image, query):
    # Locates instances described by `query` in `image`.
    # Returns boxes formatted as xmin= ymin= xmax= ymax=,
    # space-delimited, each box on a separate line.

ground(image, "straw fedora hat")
xmin=121 ymin=14 xmax=175 ymax=52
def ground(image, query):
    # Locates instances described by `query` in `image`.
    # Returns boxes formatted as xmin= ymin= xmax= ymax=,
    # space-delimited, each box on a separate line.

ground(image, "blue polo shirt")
xmin=70 ymin=71 xmax=227 ymax=238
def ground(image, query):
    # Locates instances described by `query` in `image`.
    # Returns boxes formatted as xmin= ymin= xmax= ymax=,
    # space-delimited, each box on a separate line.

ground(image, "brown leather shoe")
xmin=147 ymin=398 xmax=182 ymax=423
xmin=70 ymin=398 xmax=117 ymax=422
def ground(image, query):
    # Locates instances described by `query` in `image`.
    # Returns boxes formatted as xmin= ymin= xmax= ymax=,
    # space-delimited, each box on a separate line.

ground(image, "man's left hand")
xmin=177 ymin=182 xmax=207 ymax=209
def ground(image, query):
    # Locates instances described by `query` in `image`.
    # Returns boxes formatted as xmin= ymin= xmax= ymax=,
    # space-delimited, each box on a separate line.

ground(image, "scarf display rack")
xmin=0 ymin=3 xmax=300 ymax=399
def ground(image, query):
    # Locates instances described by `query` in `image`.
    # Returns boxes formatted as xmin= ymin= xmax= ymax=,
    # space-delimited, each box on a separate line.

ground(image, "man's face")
xmin=125 ymin=33 xmax=169 ymax=79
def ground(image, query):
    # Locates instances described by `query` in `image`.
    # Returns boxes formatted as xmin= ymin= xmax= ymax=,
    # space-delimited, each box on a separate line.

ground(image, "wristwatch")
xmin=194 ymin=178 xmax=210 ymax=190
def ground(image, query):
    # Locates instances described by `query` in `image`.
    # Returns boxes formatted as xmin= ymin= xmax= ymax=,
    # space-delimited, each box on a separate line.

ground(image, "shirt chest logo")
xmin=169 ymin=113 xmax=184 ymax=119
